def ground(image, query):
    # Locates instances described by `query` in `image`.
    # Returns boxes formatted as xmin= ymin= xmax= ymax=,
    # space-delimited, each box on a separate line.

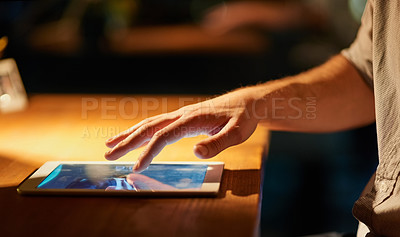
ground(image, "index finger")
xmin=105 ymin=116 xmax=160 ymax=148
xmin=133 ymin=119 xmax=192 ymax=172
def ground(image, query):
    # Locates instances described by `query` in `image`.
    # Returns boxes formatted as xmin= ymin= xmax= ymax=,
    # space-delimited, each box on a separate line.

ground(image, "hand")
xmin=104 ymin=88 xmax=262 ymax=172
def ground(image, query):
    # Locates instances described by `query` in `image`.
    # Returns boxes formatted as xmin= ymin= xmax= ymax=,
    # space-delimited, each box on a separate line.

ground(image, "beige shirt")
xmin=342 ymin=0 xmax=400 ymax=236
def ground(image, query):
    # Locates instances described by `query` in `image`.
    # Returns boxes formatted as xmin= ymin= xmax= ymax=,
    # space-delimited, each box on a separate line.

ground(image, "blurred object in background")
xmin=0 ymin=0 xmax=367 ymax=96
xmin=288 ymin=0 xmax=367 ymax=70
xmin=5 ymin=0 xmax=365 ymax=58
xmin=102 ymin=0 xmax=269 ymax=55
xmin=106 ymin=24 xmax=266 ymax=54
xmin=103 ymin=0 xmax=138 ymax=34
xmin=25 ymin=0 xmax=91 ymax=55
xmin=202 ymin=1 xmax=326 ymax=35
xmin=0 ymin=36 xmax=29 ymax=114
xmin=348 ymin=0 xmax=367 ymax=23
xmin=11 ymin=0 xmax=266 ymax=55
xmin=0 ymin=58 xmax=28 ymax=114
xmin=0 ymin=0 xmax=367 ymax=94
xmin=0 ymin=36 xmax=7 ymax=58
xmin=3 ymin=0 xmax=323 ymax=95
xmin=10 ymin=0 xmax=331 ymax=56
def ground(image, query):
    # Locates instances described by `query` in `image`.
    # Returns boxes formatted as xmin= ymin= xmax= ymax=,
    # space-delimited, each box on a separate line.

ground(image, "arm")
xmin=105 ymin=54 xmax=375 ymax=172
xmin=256 ymin=54 xmax=375 ymax=132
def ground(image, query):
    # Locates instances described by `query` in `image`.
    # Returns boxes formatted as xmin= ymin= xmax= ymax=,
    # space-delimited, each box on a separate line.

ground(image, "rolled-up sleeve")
xmin=341 ymin=0 xmax=374 ymax=88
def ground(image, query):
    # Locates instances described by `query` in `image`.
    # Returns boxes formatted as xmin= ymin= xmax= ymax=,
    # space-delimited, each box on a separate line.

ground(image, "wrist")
xmin=242 ymin=77 xmax=302 ymax=123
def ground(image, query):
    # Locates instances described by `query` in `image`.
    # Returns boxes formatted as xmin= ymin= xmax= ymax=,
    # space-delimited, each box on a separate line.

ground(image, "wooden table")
xmin=0 ymin=94 xmax=269 ymax=237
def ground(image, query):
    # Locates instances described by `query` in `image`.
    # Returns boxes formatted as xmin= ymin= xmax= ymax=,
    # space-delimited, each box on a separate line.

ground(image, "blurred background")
xmin=0 ymin=0 xmax=377 ymax=236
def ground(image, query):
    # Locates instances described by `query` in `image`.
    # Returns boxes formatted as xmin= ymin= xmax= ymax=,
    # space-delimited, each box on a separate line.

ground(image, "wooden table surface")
xmin=0 ymin=94 xmax=269 ymax=237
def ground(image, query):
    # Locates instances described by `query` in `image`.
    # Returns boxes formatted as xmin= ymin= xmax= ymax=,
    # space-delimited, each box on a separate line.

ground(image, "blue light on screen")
xmin=37 ymin=164 xmax=208 ymax=191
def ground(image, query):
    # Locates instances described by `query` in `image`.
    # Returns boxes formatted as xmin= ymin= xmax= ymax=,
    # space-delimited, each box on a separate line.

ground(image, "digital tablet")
xmin=17 ymin=161 xmax=224 ymax=197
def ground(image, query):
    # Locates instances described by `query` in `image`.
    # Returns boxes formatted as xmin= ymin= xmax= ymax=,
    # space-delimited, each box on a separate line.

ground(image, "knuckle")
xmin=138 ymin=124 xmax=153 ymax=137
xmin=151 ymin=131 xmax=169 ymax=148
xmin=210 ymin=140 xmax=221 ymax=153
xmin=180 ymin=105 xmax=198 ymax=116
xmin=153 ymin=128 xmax=171 ymax=140
xmin=117 ymin=140 xmax=129 ymax=149
xmin=124 ymin=127 xmax=135 ymax=135
xmin=153 ymin=130 xmax=164 ymax=138
xmin=210 ymin=137 xmax=224 ymax=153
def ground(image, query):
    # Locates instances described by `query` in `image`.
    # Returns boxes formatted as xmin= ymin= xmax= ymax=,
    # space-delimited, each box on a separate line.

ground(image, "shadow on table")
xmin=217 ymin=169 xmax=261 ymax=198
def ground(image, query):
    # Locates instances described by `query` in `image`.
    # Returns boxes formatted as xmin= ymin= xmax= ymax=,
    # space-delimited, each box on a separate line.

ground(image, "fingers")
xmin=105 ymin=115 xmax=162 ymax=148
xmin=111 ymin=115 xmax=244 ymax=172
xmin=105 ymin=101 xmax=255 ymax=172
xmin=193 ymin=119 xmax=243 ymax=159
xmin=133 ymin=117 xmax=237 ymax=172
xmin=132 ymin=120 xmax=190 ymax=172
xmin=105 ymin=120 xmax=148 ymax=148
xmin=104 ymin=116 xmax=178 ymax=161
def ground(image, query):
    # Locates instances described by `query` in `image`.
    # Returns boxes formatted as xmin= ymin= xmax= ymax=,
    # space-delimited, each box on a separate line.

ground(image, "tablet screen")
xmin=37 ymin=164 xmax=208 ymax=191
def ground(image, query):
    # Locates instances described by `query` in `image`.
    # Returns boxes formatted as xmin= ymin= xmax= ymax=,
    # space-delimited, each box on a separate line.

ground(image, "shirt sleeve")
xmin=341 ymin=0 xmax=374 ymax=88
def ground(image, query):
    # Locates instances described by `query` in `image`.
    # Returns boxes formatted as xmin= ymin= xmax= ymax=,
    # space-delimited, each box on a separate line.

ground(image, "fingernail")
xmin=106 ymin=137 xmax=114 ymax=143
xmin=104 ymin=153 xmax=112 ymax=160
xmin=194 ymin=145 xmax=208 ymax=158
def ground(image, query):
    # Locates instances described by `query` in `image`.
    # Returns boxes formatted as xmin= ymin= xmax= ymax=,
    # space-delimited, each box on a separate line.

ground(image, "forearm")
xmin=105 ymin=55 xmax=375 ymax=168
xmin=247 ymin=54 xmax=375 ymax=132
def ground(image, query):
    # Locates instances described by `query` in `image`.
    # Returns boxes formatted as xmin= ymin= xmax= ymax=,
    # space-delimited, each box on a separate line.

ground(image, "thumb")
xmin=193 ymin=123 xmax=242 ymax=159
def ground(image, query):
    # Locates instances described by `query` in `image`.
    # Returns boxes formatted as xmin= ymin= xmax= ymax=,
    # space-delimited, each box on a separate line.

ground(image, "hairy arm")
xmin=105 ymin=54 xmax=375 ymax=171
xmin=254 ymin=54 xmax=375 ymax=132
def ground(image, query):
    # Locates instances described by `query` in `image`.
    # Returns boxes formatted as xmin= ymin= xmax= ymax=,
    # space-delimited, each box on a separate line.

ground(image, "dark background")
xmin=0 ymin=0 xmax=377 ymax=236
